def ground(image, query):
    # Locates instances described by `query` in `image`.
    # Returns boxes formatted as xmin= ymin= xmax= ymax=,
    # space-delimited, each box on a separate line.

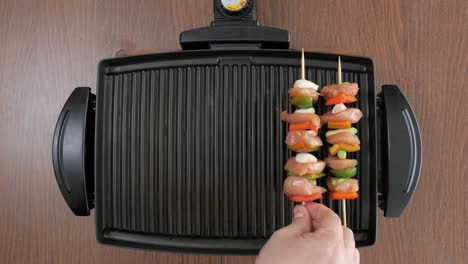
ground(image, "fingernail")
xmin=294 ymin=208 xmax=305 ymax=219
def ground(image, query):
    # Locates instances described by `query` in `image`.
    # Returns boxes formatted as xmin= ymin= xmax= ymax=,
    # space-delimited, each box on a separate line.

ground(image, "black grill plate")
xmin=95 ymin=50 xmax=377 ymax=254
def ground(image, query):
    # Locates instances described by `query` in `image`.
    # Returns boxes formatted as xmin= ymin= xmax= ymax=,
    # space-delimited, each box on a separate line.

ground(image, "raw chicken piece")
xmin=285 ymin=131 xmax=323 ymax=151
xmin=284 ymin=158 xmax=326 ymax=176
xmin=288 ymin=87 xmax=320 ymax=100
xmin=320 ymin=82 xmax=359 ymax=100
xmin=281 ymin=111 xmax=321 ymax=127
xmin=326 ymin=178 xmax=359 ymax=193
xmin=326 ymin=132 xmax=361 ymax=145
xmin=325 ymin=156 xmax=358 ymax=170
xmin=283 ymin=176 xmax=327 ymax=196
xmin=320 ymin=108 xmax=363 ymax=124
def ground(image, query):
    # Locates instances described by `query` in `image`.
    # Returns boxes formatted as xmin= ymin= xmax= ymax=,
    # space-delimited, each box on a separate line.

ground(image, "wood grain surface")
xmin=0 ymin=0 xmax=467 ymax=263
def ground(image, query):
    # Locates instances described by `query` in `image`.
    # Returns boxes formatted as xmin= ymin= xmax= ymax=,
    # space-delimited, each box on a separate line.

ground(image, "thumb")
xmin=281 ymin=205 xmax=312 ymax=237
xmin=305 ymin=202 xmax=343 ymax=238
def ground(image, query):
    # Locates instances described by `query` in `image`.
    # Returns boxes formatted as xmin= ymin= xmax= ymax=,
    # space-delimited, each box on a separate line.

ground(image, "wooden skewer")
xmin=337 ymin=55 xmax=347 ymax=227
xmin=300 ymin=49 xmax=306 ymax=207
xmin=301 ymin=48 xmax=305 ymax=80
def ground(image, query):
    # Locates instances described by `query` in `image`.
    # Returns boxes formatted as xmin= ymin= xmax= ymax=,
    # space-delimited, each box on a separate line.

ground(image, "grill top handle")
xmin=52 ymin=87 xmax=96 ymax=216
xmin=378 ymin=85 xmax=422 ymax=217
xmin=180 ymin=0 xmax=290 ymax=50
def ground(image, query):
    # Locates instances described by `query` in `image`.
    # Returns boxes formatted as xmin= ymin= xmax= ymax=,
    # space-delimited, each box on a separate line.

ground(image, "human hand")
xmin=256 ymin=202 xmax=359 ymax=264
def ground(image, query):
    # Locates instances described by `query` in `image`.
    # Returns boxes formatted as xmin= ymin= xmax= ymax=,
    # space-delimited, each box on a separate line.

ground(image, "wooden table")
xmin=1 ymin=0 xmax=466 ymax=263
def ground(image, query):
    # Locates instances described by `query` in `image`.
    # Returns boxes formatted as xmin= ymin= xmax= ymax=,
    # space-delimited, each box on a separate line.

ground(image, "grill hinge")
xmin=180 ymin=0 xmax=289 ymax=50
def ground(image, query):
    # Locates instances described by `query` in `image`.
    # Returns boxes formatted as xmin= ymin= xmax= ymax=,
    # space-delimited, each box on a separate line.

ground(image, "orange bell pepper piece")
xmin=289 ymin=142 xmax=321 ymax=152
xmin=330 ymin=192 xmax=359 ymax=200
xmin=289 ymin=121 xmax=318 ymax=132
xmin=340 ymin=144 xmax=360 ymax=152
xmin=325 ymin=93 xmax=357 ymax=106
xmin=328 ymin=121 xmax=351 ymax=129
xmin=329 ymin=144 xmax=360 ymax=155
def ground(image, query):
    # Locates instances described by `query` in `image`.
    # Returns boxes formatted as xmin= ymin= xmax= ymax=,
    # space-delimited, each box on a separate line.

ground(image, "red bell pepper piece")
xmin=288 ymin=193 xmax=323 ymax=202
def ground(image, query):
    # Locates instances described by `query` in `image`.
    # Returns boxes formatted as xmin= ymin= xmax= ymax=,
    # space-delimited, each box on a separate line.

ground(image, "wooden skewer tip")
xmin=342 ymin=199 xmax=347 ymax=227
xmin=338 ymin=56 xmax=342 ymax=84
xmin=301 ymin=48 xmax=305 ymax=80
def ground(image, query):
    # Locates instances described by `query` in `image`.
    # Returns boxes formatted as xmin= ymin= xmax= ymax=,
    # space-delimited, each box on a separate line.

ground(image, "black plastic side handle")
xmin=52 ymin=87 xmax=95 ymax=216
xmin=377 ymin=85 xmax=422 ymax=217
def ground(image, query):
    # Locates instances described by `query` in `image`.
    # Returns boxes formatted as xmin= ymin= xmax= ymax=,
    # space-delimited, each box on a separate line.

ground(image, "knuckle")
xmin=344 ymin=227 xmax=353 ymax=235
xmin=330 ymin=214 xmax=342 ymax=226
xmin=316 ymin=228 xmax=341 ymax=241
xmin=327 ymin=228 xmax=343 ymax=241
xmin=272 ymin=227 xmax=290 ymax=238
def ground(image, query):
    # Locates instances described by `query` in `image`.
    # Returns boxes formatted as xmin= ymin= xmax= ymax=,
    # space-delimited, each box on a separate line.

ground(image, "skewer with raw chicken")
xmin=282 ymin=49 xmax=327 ymax=204
xmin=321 ymin=56 xmax=363 ymax=227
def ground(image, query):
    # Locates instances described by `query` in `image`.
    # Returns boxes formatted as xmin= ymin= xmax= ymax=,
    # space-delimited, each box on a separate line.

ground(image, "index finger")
xmin=304 ymin=202 xmax=342 ymax=232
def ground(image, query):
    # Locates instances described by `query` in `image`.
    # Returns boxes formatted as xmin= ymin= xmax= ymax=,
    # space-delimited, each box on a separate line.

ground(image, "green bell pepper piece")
xmin=329 ymin=167 xmax=357 ymax=178
xmin=337 ymin=150 xmax=347 ymax=159
xmin=292 ymin=97 xmax=313 ymax=108
xmin=325 ymin=127 xmax=358 ymax=138
xmin=307 ymin=179 xmax=317 ymax=185
xmin=331 ymin=177 xmax=348 ymax=186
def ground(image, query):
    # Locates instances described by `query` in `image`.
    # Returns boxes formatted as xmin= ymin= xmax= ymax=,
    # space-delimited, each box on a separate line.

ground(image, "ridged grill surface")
xmin=95 ymin=51 xmax=373 ymax=242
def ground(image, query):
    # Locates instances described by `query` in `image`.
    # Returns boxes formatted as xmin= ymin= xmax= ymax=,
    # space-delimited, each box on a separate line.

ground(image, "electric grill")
xmin=52 ymin=0 xmax=422 ymax=255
